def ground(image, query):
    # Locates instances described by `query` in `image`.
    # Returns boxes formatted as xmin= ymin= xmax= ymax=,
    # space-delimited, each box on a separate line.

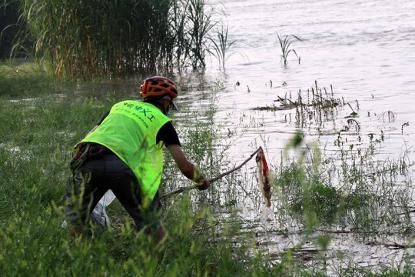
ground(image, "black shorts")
xmin=65 ymin=143 xmax=161 ymax=231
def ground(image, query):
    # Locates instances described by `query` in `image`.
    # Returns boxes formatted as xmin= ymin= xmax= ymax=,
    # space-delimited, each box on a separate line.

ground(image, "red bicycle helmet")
xmin=139 ymin=76 xmax=178 ymax=99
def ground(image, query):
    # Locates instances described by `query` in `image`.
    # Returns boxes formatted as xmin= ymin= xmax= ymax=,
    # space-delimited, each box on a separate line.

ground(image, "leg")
xmin=111 ymin=183 xmax=165 ymax=241
xmin=109 ymin=177 xmax=145 ymax=230
xmin=104 ymin=156 xmax=162 ymax=233
xmin=65 ymin=161 xmax=108 ymax=236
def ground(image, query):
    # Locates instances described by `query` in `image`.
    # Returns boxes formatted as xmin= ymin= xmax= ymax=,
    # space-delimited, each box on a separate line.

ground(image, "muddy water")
xmin=175 ymin=0 xmax=415 ymax=273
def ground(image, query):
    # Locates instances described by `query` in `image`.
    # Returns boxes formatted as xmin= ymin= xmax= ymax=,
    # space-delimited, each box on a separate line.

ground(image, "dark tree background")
xmin=0 ymin=0 xmax=30 ymax=59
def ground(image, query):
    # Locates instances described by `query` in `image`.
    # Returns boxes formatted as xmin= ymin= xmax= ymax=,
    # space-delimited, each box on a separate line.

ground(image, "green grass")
xmin=0 ymin=62 xmax=63 ymax=97
xmin=0 ymin=194 xmax=275 ymax=276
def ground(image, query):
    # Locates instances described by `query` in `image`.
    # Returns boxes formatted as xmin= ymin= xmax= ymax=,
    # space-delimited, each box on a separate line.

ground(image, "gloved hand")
xmin=192 ymin=165 xmax=209 ymax=190
xmin=196 ymin=178 xmax=210 ymax=190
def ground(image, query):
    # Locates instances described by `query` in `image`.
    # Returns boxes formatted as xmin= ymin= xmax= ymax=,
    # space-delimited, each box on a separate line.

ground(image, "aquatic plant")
xmin=289 ymin=181 xmax=340 ymax=225
xmin=209 ymin=25 xmax=237 ymax=71
xmin=275 ymin=130 xmax=415 ymax=235
xmin=277 ymin=33 xmax=300 ymax=66
xmin=253 ymin=82 xmax=344 ymax=129
xmin=401 ymin=122 xmax=409 ymax=134
xmin=186 ymin=0 xmax=214 ymax=70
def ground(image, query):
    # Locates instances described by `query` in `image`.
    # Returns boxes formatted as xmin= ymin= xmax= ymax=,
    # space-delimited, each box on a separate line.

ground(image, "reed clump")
xmin=18 ymin=0 xmax=214 ymax=79
xmin=253 ymin=81 xmax=345 ymax=129
xmin=277 ymin=33 xmax=301 ymax=66
xmin=209 ymin=25 xmax=237 ymax=71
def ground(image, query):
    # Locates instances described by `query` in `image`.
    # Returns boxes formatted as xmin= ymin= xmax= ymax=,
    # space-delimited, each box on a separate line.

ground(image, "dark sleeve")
xmin=97 ymin=111 xmax=109 ymax=125
xmin=156 ymin=121 xmax=181 ymax=146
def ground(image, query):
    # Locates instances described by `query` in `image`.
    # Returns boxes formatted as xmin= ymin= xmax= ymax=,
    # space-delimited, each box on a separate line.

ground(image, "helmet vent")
xmin=139 ymin=76 xmax=178 ymax=99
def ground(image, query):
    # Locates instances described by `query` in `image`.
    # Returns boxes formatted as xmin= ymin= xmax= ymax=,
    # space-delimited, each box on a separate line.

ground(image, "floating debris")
xmin=251 ymin=82 xmax=357 ymax=128
xmin=252 ymin=105 xmax=286 ymax=111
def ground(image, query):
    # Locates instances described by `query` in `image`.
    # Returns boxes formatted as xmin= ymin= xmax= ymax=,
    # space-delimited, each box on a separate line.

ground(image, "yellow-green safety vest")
xmin=80 ymin=100 xmax=170 ymax=207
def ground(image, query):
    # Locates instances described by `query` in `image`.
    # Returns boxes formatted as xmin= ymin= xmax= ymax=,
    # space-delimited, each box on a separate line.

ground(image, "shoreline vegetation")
xmin=2 ymin=0 xmax=218 ymax=79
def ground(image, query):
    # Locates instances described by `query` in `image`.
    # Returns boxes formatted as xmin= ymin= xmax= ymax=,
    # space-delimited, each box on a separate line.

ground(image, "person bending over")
xmin=65 ymin=76 xmax=209 ymax=240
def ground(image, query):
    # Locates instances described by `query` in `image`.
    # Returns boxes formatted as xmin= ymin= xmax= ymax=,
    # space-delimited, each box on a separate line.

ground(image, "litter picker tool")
xmin=161 ymin=146 xmax=271 ymax=203
xmin=85 ymin=147 xmax=272 ymax=227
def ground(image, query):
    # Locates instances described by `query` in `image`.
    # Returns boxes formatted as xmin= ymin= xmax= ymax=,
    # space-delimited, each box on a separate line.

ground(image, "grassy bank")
xmin=0 ymin=62 xmax=62 ymax=97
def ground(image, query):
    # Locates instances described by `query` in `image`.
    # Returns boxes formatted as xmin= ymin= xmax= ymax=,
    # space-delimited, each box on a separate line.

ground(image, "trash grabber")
xmin=161 ymin=147 xmax=262 ymax=200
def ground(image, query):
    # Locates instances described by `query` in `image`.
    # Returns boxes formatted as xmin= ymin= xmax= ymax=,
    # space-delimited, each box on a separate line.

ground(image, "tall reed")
xmin=187 ymin=0 xmax=214 ymax=69
xmin=170 ymin=0 xmax=214 ymax=71
xmin=18 ymin=0 xmax=214 ymax=79
xmin=209 ymin=25 xmax=236 ymax=71
xmin=277 ymin=33 xmax=300 ymax=66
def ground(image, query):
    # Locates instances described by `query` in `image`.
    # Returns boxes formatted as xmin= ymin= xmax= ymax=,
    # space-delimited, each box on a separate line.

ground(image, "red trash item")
xmin=256 ymin=147 xmax=271 ymax=207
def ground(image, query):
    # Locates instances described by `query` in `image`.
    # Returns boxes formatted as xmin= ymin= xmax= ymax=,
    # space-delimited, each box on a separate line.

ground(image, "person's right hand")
xmin=197 ymin=178 xmax=210 ymax=190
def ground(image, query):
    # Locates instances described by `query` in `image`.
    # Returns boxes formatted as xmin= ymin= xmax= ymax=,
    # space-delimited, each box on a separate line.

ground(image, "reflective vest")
xmin=80 ymin=100 xmax=170 ymax=207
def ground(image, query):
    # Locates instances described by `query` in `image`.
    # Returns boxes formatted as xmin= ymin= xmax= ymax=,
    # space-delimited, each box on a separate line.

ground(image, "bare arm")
xmin=166 ymin=144 xmax=209 ymax=190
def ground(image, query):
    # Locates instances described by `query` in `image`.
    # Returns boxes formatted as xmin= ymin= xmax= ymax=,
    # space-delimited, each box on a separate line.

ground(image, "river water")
xmin=172 ymin=0 xmax=415 ymax=273
xmin=197 ymin=0 xmax=415 ymax=159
